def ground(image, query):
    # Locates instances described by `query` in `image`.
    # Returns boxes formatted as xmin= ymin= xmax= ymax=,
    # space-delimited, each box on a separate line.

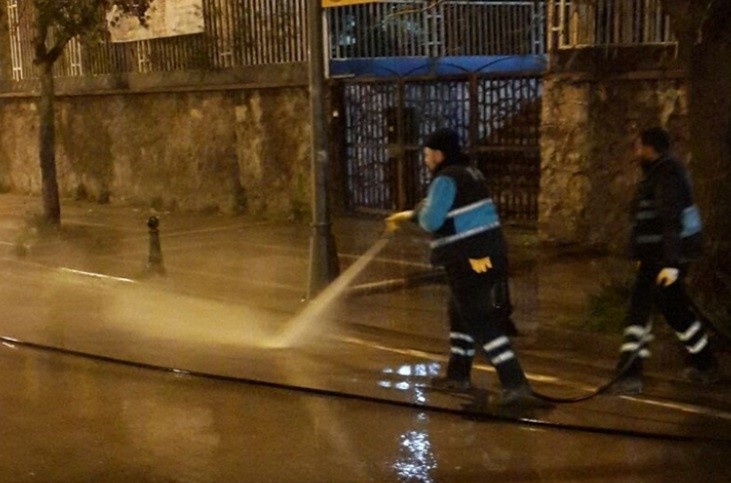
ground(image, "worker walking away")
xmin=611 ymin=126 xmax=720 ymax=395
xmin=386 ymin=128 xmax=535 ymax=406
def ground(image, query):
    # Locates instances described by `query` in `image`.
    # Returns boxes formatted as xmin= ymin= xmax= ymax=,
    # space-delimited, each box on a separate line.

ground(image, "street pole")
xmin=307 ymin=0 xmax=340 ymax=299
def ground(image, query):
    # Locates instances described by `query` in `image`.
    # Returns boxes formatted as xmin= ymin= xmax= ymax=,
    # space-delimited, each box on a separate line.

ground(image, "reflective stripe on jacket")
xmin=630 ymin=155 xmax=703 ymax=265
xmin=418 ymin=163 xmax=507 ymax=268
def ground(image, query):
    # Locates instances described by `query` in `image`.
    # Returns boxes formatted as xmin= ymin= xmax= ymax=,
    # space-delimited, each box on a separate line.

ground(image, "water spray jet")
xmin=267 ymin=235 xmax=393 ymax=349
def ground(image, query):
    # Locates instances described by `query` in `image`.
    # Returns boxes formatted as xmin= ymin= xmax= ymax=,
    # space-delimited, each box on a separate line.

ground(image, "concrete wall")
xmin=539 ymin=74 xmax=689 ymax=253
xmin=0 ymin=86 xmax=312 ymax=220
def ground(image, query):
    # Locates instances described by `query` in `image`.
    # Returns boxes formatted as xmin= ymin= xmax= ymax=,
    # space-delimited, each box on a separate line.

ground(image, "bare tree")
xmin=14 ymin=0 xmax=151 ymax=226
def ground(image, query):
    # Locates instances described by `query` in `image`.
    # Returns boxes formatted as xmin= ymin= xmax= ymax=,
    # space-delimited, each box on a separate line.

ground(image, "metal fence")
xmin=2 ymin=0 xmax=549 ymax=89
xmin=1 ymin=0 xmax=307 ymax=86
xmin=327 ymin=0 xmax=546 ymax=59
xmin=549 ymin=0 xmax=676 ymax=49
xmin=337 ymin=73 xmax=542 ymax=221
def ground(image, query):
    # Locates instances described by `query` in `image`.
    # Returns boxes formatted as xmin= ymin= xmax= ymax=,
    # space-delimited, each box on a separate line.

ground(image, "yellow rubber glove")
xmin=384 ymin=210 xmax=414 ymax=233
xmin=469 ymin=257 xmax=493 ymax=273
xmin=656 ymin=268 xmax=679 ymax=287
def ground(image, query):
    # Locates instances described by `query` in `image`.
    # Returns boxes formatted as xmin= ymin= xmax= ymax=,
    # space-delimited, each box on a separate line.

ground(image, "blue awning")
xmin=328 ymin=55 xmax=547 ymax=78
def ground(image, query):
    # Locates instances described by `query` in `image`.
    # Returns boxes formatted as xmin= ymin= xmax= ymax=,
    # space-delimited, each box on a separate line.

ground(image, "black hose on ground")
xmin=530 ymin=296 xmax=731 ymax=403
xmin=343 ymin=249 xmax=649 ymax=404
xmin=0 ymin=334 xmax=724 ymax=443
xmin=528 ymin=333 xmax=648 ymax=404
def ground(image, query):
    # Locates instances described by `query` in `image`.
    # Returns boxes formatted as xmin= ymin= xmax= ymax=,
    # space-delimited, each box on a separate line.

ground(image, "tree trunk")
xmin=38 ymin=59 xmax=60 ymax=226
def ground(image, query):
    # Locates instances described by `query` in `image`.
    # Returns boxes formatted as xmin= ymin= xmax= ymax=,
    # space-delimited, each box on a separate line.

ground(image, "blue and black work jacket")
xmin=416 ymin=159 xmax=507 ymax=270
xmin=630 ymin=154 xmax=703 ymax=266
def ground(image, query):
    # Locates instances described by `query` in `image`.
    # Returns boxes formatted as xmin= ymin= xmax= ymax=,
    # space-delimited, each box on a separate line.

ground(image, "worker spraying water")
xmin=268 ymin=126 xmax=608 ymax=406
xmin=386 ymin=128 xmax=540 ymax=407
xmin=272 ymin=127 xmax=540 ymax=406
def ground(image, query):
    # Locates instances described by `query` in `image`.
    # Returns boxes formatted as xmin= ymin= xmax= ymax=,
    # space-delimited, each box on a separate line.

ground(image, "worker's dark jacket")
xmin=630 ymin=154 xmax=703 ymax=266
xmin=417 ymin=156 xmax=507 ymax=270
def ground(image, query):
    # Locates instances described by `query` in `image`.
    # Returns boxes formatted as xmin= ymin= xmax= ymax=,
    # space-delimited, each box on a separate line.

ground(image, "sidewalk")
xmin=0 ymin=194 xmax=728 ymax=409
xmin=0 ymin=195 xmax=619 ymax=341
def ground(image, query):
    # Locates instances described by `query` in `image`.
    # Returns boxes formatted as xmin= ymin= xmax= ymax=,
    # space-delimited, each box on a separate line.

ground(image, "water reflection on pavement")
xmin=1 ymin=346 xmax=730 ymax=483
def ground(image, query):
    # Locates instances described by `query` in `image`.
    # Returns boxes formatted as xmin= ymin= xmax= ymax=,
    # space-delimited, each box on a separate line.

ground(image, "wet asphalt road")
xmin=1 ymin=195 xmax=730 ymax=481
xmin=2 ymin=345 xmax=730 ymax=483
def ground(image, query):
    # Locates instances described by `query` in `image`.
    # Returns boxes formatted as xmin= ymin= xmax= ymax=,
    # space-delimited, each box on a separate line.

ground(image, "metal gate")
xmin=334 ymin=73 xmax=542 ymax=221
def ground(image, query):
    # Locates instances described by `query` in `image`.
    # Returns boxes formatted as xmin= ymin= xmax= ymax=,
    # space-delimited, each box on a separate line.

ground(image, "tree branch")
xmin=33 ymin=13 xmax=49 ymax=62
xmin=699 ymin=0 xmax=731 ymax=43
xmin=660 ymin=0 xmax=717 ymax=60
xmin=47 ymin=34 xmax=72 ymax=63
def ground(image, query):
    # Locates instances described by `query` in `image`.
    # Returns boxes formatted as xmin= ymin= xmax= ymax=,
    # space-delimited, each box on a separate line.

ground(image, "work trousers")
xmin=443 ymin=260 xmax=527 ymax=389
xmin=619 ymin=262 xmax=716 ymax=376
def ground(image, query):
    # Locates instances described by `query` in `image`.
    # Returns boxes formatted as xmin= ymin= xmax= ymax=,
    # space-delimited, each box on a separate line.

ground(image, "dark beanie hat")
xmin=639 ymin=126 xmax=671 ymax=154
xmin=424 ymin=128 xmax=461 ymax=155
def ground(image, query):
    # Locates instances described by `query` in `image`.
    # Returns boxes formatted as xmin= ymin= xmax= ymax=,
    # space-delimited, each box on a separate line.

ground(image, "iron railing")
xmin=327 ymin=1 xmax=546 ymax=59
xmin=339 ymin=73 xmax=542 ymax=220
xmin=549 ymin=0 xmax=676 ymax=49
xmin=2 ymin=0 xmax=549 ymax=89
xmin=2 ymin=0 xmax=308 ymax=86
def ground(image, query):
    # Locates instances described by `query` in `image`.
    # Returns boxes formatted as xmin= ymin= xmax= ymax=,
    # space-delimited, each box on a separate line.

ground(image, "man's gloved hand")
xmin=385 ymin=210 xmax=414 ymax=233
xmin=656 ymin=268 xmax=679 ymax=287
xmin=469 ymin=257 xmax=493 ymax=273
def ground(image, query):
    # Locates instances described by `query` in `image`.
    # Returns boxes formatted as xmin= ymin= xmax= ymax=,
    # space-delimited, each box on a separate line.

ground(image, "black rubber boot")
xmin=609 ymin=355 xmax=644 ymax=395
xmin=489 ymin=383 xmax=531 ymax=406
xmin=429 ymin=376 xmax=472 ymax=393
xmin=682 ymin=351 xmax=720 ymax=385
xmin=607 ymin=376 xmax=643 ymax=395
xmin=429 ymin=354 xmax=473 ymax=393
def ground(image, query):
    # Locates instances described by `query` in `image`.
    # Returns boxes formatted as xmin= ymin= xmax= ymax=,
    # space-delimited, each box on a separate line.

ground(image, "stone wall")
xmin=539 ymin=74 xmax=689 ymax=253
xmin=0 ymin=86 xmax=312 ymax=220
